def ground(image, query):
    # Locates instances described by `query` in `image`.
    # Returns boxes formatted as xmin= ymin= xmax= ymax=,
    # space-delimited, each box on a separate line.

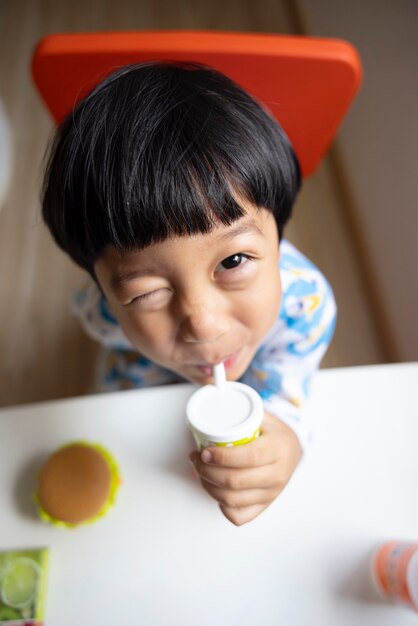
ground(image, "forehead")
xmin=95 ymin=206 xmax=277 ymax=288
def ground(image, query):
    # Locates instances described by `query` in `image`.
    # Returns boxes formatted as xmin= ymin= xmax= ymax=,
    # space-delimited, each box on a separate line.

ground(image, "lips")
xmin=193 ymin=350 xmax=240 ymax=375
xmin=196 ymin=364 xmax=215 ymax=376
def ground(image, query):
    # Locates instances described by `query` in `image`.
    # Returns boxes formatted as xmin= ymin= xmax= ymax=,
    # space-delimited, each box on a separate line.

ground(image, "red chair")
xmin=31 ymin=31 xmax=362 ymax=178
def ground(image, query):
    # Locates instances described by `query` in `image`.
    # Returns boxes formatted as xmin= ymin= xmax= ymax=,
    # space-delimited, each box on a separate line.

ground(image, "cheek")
xmin=113 ymin=310 xmax=171 ymax=353
xmin=242 ymin=267 xmax=282 ymax=333
xmin=254 ymin=288 xmax=281 ymax=335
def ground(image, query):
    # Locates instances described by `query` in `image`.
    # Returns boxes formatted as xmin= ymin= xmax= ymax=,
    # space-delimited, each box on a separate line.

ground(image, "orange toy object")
xmin=31 ymin=31 xmax=362 ymax=177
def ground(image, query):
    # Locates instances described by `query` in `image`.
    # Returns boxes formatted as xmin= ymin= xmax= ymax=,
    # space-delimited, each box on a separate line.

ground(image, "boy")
xmin=41 ymin=61 xmax=337 ymax=526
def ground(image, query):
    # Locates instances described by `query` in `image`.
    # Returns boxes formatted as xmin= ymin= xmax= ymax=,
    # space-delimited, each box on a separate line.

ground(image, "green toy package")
xmin=0 ymin=548 xmax=49 ymax=625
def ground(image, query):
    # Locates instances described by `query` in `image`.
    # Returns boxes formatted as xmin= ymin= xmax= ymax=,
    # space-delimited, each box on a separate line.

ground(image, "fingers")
xmin=194 ymin=434 xmax=280 ymax=470
xmin=194 ymin=461 xmax=286 ymax=518
xmin=190 ymin=454 xmax=285 ymax=491
xmin=200 ymin=480 xmax=274 ymax=508
xmin=191 ymin=412 xmax=300 ymax=470
xmin=220 ymin=503 xmax=269 ymax=526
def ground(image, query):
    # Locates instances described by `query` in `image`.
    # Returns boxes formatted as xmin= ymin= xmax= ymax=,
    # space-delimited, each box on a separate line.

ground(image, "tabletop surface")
xmin=1 ymin=362 xmax=417 ymax=625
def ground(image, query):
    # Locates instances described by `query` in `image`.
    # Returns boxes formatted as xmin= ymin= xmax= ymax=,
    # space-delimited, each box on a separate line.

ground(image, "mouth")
xmin=193 ymin=351 xmax=240 ymax=377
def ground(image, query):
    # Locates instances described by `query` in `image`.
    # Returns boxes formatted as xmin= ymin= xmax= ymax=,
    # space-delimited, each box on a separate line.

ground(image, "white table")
xmin=1 ymin=363 xmax=417 ymax=625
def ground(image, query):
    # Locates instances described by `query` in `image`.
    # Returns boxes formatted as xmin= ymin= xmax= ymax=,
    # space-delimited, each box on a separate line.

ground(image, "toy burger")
xmin=35 ymin=441 xmax=121 ymax=528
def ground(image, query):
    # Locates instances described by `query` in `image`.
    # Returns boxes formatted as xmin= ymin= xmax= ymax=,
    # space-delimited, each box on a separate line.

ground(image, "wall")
xmin=297 ymin=0 xmax=418 ymax=361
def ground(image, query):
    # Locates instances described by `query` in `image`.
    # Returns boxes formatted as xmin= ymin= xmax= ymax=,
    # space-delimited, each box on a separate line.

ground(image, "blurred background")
xmin=0 ymin=0 xmax=417 ymax=406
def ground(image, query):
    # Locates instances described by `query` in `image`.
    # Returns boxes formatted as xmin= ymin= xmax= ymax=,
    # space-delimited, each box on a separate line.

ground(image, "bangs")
xmin=42 ymin=62 xmax=300 ymax=272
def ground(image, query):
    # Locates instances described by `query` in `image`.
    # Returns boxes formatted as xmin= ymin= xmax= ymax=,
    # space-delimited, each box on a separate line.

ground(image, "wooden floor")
xmin=0 ymin=0 xmax=386 ymax=407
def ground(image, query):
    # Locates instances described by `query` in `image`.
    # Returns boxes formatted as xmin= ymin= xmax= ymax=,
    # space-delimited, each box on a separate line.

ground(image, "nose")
xmin=177 ymin=295 xmax=230 ymax=344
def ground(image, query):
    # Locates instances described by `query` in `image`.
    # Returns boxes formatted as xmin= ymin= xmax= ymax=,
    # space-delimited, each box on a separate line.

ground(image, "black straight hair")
xmin=41 ymin=61 xmax=301 ymax=275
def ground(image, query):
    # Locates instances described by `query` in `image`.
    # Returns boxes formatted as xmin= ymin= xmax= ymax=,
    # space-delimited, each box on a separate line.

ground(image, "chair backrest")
xmin=31 ymin=31 xmax=362 ymax=177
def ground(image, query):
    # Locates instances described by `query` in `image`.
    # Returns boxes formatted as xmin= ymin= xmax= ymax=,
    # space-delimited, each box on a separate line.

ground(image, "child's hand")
xmin=189 ymin=411 xmax=302 ymax=526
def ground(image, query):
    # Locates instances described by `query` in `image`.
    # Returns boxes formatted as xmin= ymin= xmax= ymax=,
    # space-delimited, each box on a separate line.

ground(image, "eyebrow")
xmin=110 ymin=218 xmax=264 ymax=290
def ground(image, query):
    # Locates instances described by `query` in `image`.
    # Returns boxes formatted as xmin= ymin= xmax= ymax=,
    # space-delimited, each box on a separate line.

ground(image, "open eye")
xmin=218 ymin=253 xmax=249 ymax=271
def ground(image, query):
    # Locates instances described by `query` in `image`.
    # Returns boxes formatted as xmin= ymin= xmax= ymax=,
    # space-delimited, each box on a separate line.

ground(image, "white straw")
xmin=213 ymin=362 xmax=227 ymax=390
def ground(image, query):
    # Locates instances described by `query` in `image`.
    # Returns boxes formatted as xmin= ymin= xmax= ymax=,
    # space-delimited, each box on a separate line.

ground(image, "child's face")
xmin=94 ymin=202 xmax=282 ymax=385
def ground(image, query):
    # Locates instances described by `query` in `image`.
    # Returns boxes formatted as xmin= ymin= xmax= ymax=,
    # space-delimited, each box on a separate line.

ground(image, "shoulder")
xmin=279 ymin=239 xmax=337 ymax=331
xmin=72 ymin=278 xmax=133 ymax=349
xmin=258 ymin=240 xmax=337 ymax=356
xmin=279 ymin=240 xmax=335 ymax=322
xmin=279 ymin=239 xmax=330 ymax=290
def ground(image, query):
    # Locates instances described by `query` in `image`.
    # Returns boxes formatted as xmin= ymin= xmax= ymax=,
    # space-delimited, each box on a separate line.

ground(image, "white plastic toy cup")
xmin=186 ymin=364 xmax=264 ymax=449
xmin=371 ymin=541 xmax=418 ymax=611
